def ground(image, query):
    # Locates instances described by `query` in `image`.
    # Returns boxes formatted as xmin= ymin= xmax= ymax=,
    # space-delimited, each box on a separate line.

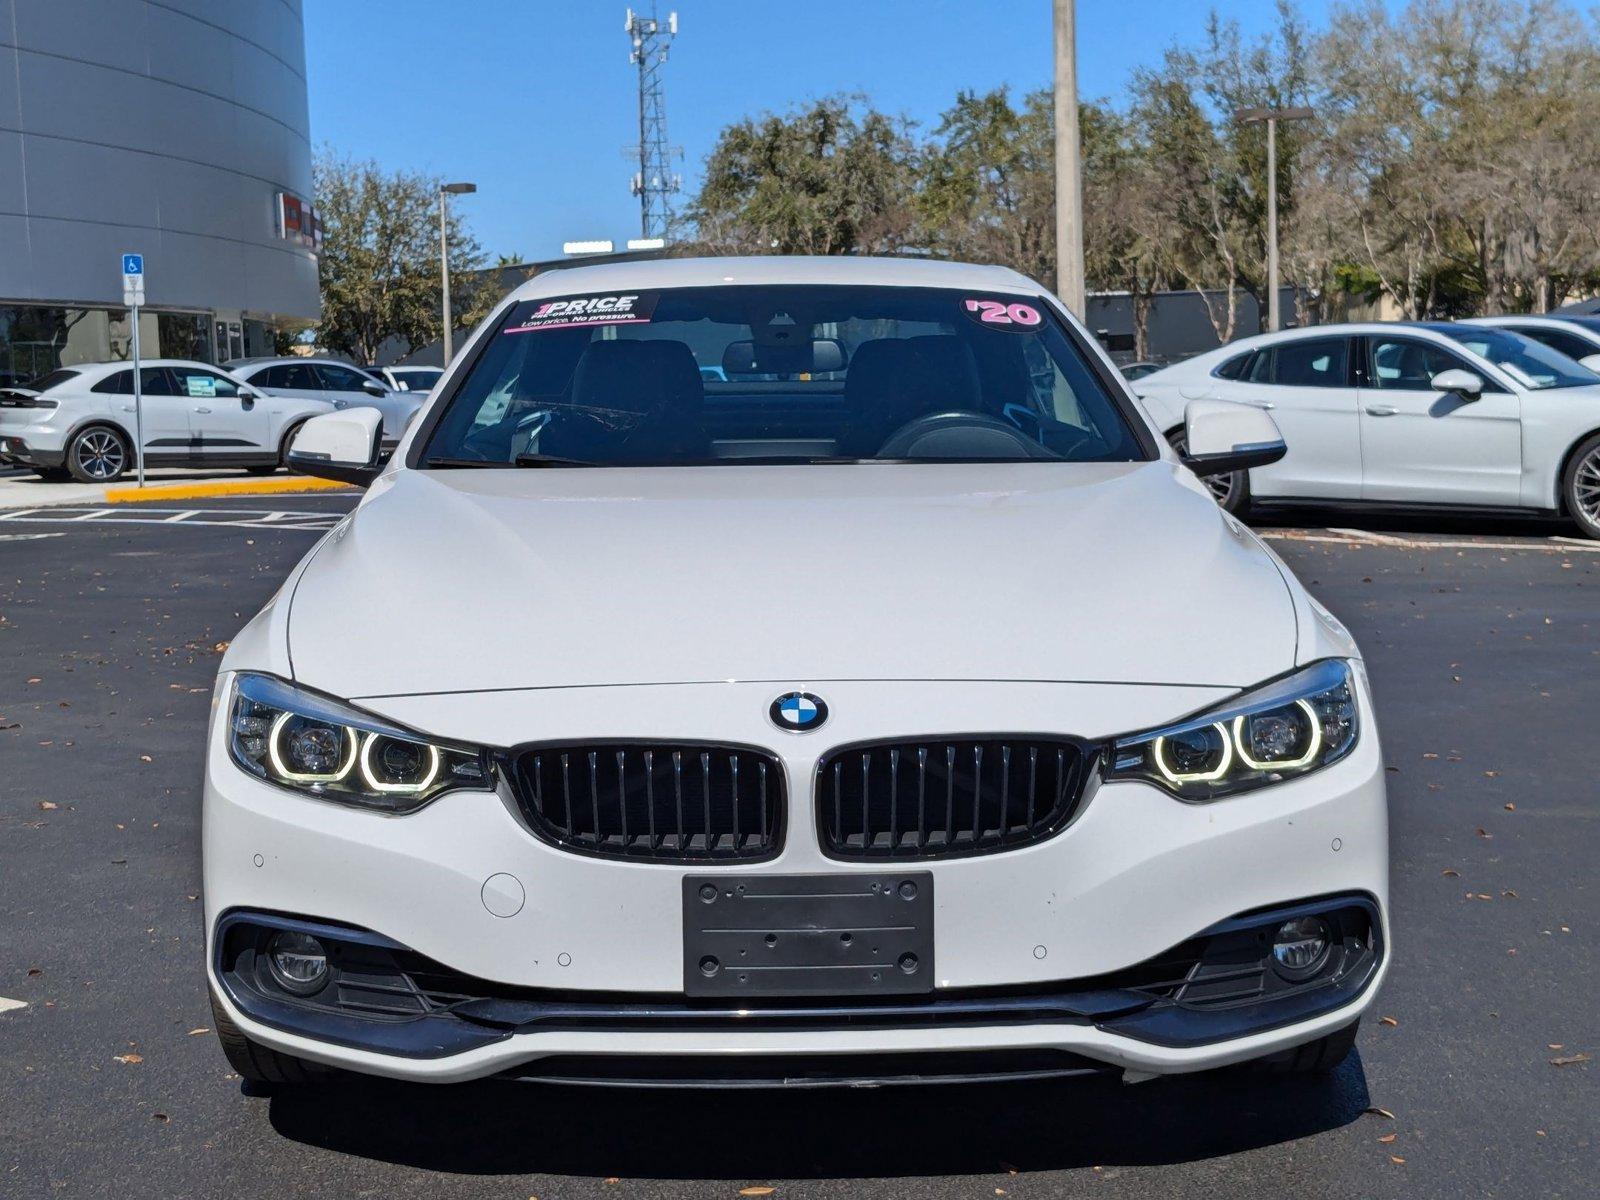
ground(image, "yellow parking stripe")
xmin=104 ymin=476 xmax=353 ymax=504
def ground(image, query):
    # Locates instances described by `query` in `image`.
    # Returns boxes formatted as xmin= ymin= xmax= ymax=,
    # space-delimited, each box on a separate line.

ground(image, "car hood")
xmin=286 ymin=462 xmax=1299 ymax=698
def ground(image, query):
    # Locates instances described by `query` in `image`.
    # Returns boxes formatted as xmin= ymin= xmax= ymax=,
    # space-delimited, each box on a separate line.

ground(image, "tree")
xmin=687 ymin=97 xmax=919 ymax=256
xmin=917 ymin=88 xmax=1056 ymax=283
xmin=312 ymin=150 xmax=488 ymax=364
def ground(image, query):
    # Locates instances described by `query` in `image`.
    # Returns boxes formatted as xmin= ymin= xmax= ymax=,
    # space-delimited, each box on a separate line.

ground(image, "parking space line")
xmin=0 ymin=506 xmax=344 ymax=532
xmin=0 ymin=996 xmax=26 ymax=1015
xmin=0 ymin=532 xmax=65 ymax=542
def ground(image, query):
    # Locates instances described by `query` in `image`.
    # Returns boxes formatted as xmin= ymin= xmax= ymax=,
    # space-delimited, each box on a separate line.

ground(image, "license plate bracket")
xmin=682 ymin=872 xmax=934 ymax=997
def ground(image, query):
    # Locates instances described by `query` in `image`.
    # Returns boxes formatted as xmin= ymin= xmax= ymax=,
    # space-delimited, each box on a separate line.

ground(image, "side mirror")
xmin=1430 ymin=368 xmax=1483 ymax=399
xmin=286 ymin=408 xmax=384 ymax=486
xmin=1182 ymin=398 xmax=1287 ymax=476
xmin=1579 ymin=353 xmax=1600 ymax=373
xmin=361 ymin=380 xmax=387 ymax=397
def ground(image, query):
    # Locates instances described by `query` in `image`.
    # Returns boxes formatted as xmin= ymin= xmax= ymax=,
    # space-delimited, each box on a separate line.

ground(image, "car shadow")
xmin=264 ymin=1053 xmax=1372 ymax=1178
xmin=1249 ymin=505 xmax=1577 ymax=541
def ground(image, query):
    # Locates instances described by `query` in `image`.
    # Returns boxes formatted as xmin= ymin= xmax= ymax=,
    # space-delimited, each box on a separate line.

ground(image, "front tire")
xmin=1562 ymin=431 xmax=1600 ymax=540
xmin=210 ymin=993 xmax=331 ymax=1089
xmin=65 ymin=425 xmax=131 ymax=484
xmin=1167 ymin=427 xmax=1250 ymax=516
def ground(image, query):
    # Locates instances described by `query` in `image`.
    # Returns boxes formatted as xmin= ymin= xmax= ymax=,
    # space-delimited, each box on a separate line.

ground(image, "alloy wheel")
xmin=1168 ymin=430 xmax=1238 ymax=507
xmin=75 ymin=430 xmax=126 ymax=481
xmin=1575 ymin=444 xmax=1600 ymax=530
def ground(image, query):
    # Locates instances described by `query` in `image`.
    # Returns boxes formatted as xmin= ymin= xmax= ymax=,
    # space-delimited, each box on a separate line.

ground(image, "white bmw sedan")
xmin=1134 ymin=322 xmax=1600 ymax=538
xmin=203 ymin=256 xmax=1388 ymax=1091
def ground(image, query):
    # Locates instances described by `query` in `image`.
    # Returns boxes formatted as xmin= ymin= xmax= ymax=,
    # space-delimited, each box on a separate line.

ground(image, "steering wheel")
xmin=877 ymin=411 xmax=1057 ymax=460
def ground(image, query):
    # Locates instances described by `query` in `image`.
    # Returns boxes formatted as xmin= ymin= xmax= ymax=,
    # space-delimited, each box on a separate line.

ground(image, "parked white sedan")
xmin=0 ymin=359 xmax=335 ymax=483
xmin=202 ymin=255 xmax=1388 ymax=1092
xmin=1134 ymin=323 xmax=1600 ymax=538
xmin=1460 ymin=314 xmax=1600 ymax=371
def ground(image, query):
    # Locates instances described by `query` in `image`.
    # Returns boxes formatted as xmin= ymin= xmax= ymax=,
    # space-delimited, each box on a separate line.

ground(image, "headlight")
xmin=229 ymin=673 xmax=491 ymax=812
xmin=1106 ymin=659 xmax=1358 ymax=801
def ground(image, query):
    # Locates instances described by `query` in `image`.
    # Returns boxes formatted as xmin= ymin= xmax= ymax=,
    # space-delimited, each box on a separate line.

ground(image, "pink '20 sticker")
xmin=962 ymin=298 xmax=1044 ymax=329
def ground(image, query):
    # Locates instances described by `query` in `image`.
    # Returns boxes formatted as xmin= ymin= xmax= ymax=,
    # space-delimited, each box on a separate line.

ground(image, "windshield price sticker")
xmin=505 ymin=292 xmax=661 ymax=334
xmin=961 ymin=297 xmax=1044 ymax=330
xmin=185 ymin=376 xmax=216 ymax=398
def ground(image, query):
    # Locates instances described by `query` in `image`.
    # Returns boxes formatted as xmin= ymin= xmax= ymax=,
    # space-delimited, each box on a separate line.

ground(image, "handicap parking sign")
xmin=121 ymin=253 xmax=143 ymax=276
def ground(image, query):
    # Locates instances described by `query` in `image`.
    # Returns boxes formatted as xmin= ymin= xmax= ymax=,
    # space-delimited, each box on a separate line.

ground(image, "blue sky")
xmin=305 ymin=0 xmax=1350 ymax=261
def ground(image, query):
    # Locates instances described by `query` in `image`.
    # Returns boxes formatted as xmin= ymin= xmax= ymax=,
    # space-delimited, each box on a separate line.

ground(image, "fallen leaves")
xmin=1378 ymin=1133 xmax=1397 ymax=1144
xmin=37 ymin=801 xmax=57 ymax=811
xmin=112 ymin=1053 xmax=143 ymax=1065
xmin=1475 ymin=827 xmax=1493 ymax=839
xmin=187 ymin=1028 xmax=209 ymax=1036
xmin=1549 ymin=1052 xmax=1590 ymax=1067
xmin=1390 ymin=1155 xmax=1407 ymax=1165
xmin=1379 ymin=1016 xmax=1399 ymax=1027
xmin=739 ymin=1189 xmax=775 ymax=1197
xmin=1442 ymin=868 xmax=1460 ymax=877
xmin=1364 ymin=1106 xmax=1396 ymax=1120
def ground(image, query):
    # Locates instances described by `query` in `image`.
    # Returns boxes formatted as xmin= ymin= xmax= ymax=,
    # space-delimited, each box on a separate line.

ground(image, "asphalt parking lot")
xmin=1 ymin=496 xmax=1594 ymax=1199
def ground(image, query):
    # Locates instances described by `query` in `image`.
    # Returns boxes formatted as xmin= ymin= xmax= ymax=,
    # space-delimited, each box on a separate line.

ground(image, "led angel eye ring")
xmin=1152 ymin=722 xmax=1233 ymax=783
xmin=1232 ymin=699 xmax=1324 ymax=771
xmin=359 ymin=732 xmax=441 ymax=794
xmin=267 ymin=712 xmax=357 ymax=783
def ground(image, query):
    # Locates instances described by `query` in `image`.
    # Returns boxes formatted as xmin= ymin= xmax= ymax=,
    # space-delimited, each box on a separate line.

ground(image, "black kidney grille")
xmin=505 ymin=743 xmax=783 ymax=861
xmin=817 ymin=738 xmax=1094 ymax=859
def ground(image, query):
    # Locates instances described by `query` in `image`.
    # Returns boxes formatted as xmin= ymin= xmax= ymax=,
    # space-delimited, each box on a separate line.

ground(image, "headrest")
xmin=568 ymin=339 xmax=703 ymax=419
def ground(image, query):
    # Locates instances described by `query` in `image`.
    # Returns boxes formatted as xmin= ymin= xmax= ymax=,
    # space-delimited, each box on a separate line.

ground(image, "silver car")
xmin=228 ymin=358 xmax=421 ymax=452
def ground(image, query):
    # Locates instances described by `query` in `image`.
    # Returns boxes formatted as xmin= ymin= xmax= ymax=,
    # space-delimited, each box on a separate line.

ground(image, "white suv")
xmin=0 ymin=359 xmax=334 ymax=483
xmin=203 ymin=256 xmax=1388 ymax=1092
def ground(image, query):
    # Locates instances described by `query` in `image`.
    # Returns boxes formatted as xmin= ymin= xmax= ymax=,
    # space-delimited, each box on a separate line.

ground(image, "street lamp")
xmin=1234 ymin=107 xmax=1314 ymax=333
xmin=438 ymin=182 xmax=477 ymax=364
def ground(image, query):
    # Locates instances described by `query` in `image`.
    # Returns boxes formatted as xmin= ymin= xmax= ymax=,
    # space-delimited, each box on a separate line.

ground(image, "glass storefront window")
xmin=1 ymin=305 xmax=224 ymax=385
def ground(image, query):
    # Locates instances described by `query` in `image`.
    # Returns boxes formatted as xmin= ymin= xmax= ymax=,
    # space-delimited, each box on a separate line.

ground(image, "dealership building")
xmin=0 ymin=0 xmax=319 ymax=386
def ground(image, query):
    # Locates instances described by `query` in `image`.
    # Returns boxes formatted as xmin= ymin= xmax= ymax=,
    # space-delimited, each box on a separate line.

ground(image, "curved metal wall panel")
xmin=0 ymin=0 xmax=319 ymax=321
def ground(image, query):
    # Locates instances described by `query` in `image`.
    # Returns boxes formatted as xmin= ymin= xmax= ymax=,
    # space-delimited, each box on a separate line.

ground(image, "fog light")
xmin=1271 ymin=916 xmax=1331 ymax=979
xmin=266 ymin=931 xmax=329 ymax=995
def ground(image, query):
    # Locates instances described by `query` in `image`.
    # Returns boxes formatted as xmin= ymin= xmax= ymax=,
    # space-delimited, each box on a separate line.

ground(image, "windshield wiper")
xmin=423 ymin=456 xmax=514 ymax=469
xmin=514 ymin=452 xmax=595 ymax=468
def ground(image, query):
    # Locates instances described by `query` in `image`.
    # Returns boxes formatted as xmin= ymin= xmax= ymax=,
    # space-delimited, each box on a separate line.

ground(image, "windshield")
xmin=417 ymin=285 xmax=1147 ymax=467
xmin=1436 ymin=326 xmax=1600 ymax=390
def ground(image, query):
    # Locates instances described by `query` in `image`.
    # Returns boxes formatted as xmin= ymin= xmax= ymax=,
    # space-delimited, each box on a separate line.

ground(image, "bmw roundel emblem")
xmin=771 ymin=691 xmax=828 ymax=732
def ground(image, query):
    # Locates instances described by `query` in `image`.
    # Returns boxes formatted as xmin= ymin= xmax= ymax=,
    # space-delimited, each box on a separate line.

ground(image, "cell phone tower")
xmin=626 ymin=5 xmax=681 ymax=243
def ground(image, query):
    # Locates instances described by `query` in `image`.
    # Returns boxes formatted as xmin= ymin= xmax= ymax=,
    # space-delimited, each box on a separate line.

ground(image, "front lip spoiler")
xmin=213 ymin=895 xmax=1383 ymax=1061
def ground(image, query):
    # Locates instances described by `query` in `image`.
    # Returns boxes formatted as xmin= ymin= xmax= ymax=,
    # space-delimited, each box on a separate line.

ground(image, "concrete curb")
xmin=104 ymin=476 xmax=353 ymax=504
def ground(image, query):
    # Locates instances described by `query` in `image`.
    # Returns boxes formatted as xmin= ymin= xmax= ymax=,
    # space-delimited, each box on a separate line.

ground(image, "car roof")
xmin=64 ymin=359 xmax=244 ymax=377
xmin=229 ymin=357 xmax=369 ymax=369
xmin=504 ymin=255 xmax=1044 ymax=304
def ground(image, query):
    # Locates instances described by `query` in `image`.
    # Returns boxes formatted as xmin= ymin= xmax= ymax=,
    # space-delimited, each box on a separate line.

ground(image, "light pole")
xmin=438 ymin=182 xmax=477 ymax=364
xmin=1053 ymin=0 xmax=1085 ymax=317
xmin=1235 ymin=107 xmax=1314 ymax=332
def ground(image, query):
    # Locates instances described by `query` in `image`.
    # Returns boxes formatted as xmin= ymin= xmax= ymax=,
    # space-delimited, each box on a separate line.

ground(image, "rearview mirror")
xmin=286 ymin=408 xmax=384 ymax=487
xmin=1431 ymin=368 xmax=1483 ymax=399
xmin=1182 ymin=398 xmax=1287 ymax=476
xmin=721 ymin=337 xmax=847 ymax=377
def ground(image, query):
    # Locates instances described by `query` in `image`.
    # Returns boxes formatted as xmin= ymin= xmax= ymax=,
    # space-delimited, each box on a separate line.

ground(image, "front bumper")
xmin=203 ymin=674 xmax=1390 ymax=1083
